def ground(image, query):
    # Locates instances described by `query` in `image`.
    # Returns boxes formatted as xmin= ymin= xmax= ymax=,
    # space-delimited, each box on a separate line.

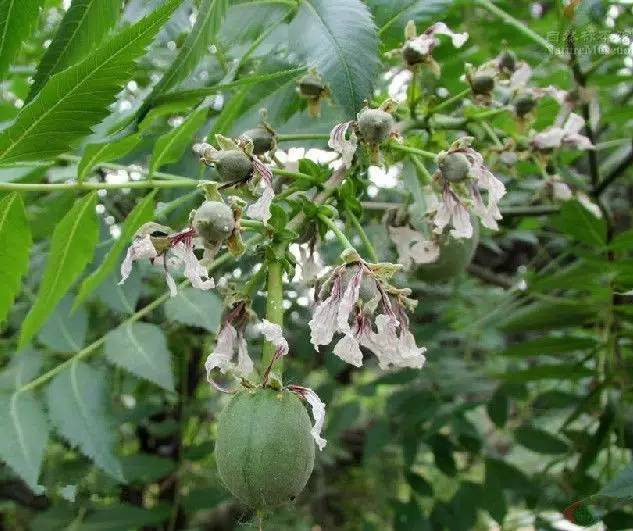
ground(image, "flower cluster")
xmin=309 ymin=258 xmax=426 ymax=370
xmin=531 ymin=113 xmax=594 ymax=151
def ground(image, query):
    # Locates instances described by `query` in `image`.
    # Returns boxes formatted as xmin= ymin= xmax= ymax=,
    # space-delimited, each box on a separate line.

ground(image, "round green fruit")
xmin=242 ymin=127 xmax=274 ymax=155
xmin=192 ymin=201 xmax=235 ymax=244
xmin=415 ymin=228 xmax=479 ymax=282
xmin=357 ymin=108 xmax=394 ymax=144
xmin=298 ymin=75 xmax=326 ymax=98
xmin=439 ymin=152 xmax=471 ymax=182
xmin=514 ymin=94 xmax=536 ymax=117
xmin=215 ymin=388 xmax=315 ymax=509
xmin=215 ymin=149 xmax=252 ymax=182
xmin=471 ymin=75 xmax=495 ymax=95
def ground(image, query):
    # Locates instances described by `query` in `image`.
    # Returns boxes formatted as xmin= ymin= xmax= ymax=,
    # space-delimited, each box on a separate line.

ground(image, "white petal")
xmin=564 ymin=113 xmax=585 ymax=135
xmin=409 ymin=34 xmax=435 ymax=55
xmin=552 ymin=181 xmax=573 ymax=201
xmin=396 ymin=329 xmax=427 ymax=369
xmin=336 ymin=267 xmax=362 ymax=334
xmin=172 ymin=243 xmax=215 ymax=291
xmin=119 ymin=235 xmax=157 ymax=284
xmin=410 ymin=239 xmax=440 ymax=264
xmin=428 ymin=22 xmax=468 ymax=48
xmin=299 ymin=247 xmax=323 ymax=283
xmin=257 ymin=319 xmax=289 ymax=356
xmin=236 ymin=334 xmax=254 ymax=376
xmin=245 ymin=184 xmax=275 ymax=222
xmin=165 ymin=269 xmax=178 ymax=297
xmin=360 ymin=313 xmax=400 ymax=370
xmin=309 ymin=278 xmax=342 ymax=348
xmin=450 ymin=201 xmax=474 ymax=239
xmin=328 ymin=121 xmax=357 ymax=168
xmin=333 ymin=334 xmax=364 ymax=367
xmin=303 ymin=388 xmax=327 ymax=451
xmin=532 ymin=127 xmax=565 ymax=149
xmin=565 ymin=133 xmax=594 ymax=150
xmin=205 ymin=324 xmax=238 ymax=377
xmin=576 ymin=192 xmax=602 ymax=218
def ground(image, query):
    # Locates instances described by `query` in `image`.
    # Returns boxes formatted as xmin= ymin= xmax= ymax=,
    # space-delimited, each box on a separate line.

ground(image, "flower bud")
xmin=471 ymin=74 xmax=495 ymax=95
xmin=241 ymin=127 xmax=274 ymax=155
xmin=515 ymin=94 xmax=536 ymax=116
xmin=357 ymin=108 xmax=394 ymax=144
xmin=192 ymin=201 xmax=235 ymax=244
xmin=215 ymin=149 xmax=252 ymax=181
xmin=298 ymin=74 xmax=326 ymax=98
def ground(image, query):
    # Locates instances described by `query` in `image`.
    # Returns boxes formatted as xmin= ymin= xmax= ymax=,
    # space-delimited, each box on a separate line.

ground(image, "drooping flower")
xmin=119 ymin=223 xmax=214 ymax=296
xmin=298 ymin=245 xmax=323 ymax=284
xmin=328 ymin=121 xmax=357 ymax=168
xmin=388 ymin=225 xmax=440 ymax=269
xmin=401 ymin=21 xmax=468 ymax=75
xmin=531 ymin=113 xmax=594 ymax=151
xmin=288 ymin=384 xmax=327 ymax=451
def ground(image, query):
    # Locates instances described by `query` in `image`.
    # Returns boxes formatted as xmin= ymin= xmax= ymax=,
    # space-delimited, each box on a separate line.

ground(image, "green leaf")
xmin=139 ymin=0 xmax=228 ymax=116
xmin=514 ymin=425 xmax=569 ymax=454
xmin=487 ymin=386 xmax=509 ymax=428
xmin=0 ymin=0 xmax=44 ymax=79
xmin=46 ymin=361 xmax=124 ymax=481
xmin=164 ymin=287 xmax=222 ymax=331
xmin=499 ymin=336 xmax=597 ymax=357
xmin=494 ymin=363 xmax=592 ymax=382
xmin=0 ymin=391 xmax=49 ymax=490
xmin=104 ymin=322 xmax=175 ymax=391
xmin=29 ymin=0 xmax=121 ymax=100
xmin=19 ymin=193 xmax=98 ymax=347
xmin=289 ymin=0 xmax=380 ymax=117
xmin=0 ymin=0 xmax=183 ymax=165
xmin=0 ymin=192 xmax=31 ymax=325
xmin=77 ymin=133 xmax=142 ymax=182
xmin=150 ymin=106 xmax=207 ymax=174
xmin=406 ymin=472 xmax=433 ymax=497
xmin=80 ymin=503 xmax=170 ymax=530
xmin=0 ymin=348 xmax=42 ymax=391
xmin=552 ymin=199 xmax=607 ymax=247
xmin=39 ymin=296 xmax=88 ymax=352
xmin=94 ymin=272 xmax=141 ymax=314
xmin=74 ymin=191 xmax=156 ymax=309
xmin=498 ymin=300 xmax=596 ymax=332
xmin=121 ymin=454 xmax=176 ymax=483
xmin=598 ymin=464 xmax=633 ymax=500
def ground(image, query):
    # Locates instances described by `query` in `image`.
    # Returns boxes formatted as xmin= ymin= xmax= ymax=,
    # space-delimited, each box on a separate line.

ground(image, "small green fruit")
xmin=415 ymin=228 xmax=478 ymax=282
xmin=471 ymin=75 xmax=495 ymax=95
xmin=215 ymin=149 xmax=252 ymax=182
xmin=439 ymin=152 xmax=471 ymax=182
xmin=498 ymin=51 xmax=517 ymax=72
xmin=298 ymin=75 xmax=326 ymax=98
xmin=242 ymin=127 xmax=274 ymax=155
xmin=215 ymin=388 xmax=315 ymax=509
xmin=357 ymin=108 xmax=394 ymax=144
xmin=402 ymin=42 xmax=424 ymax=66
xmin=192 ymin=201 xmax=235 ymax=244
xmin=514 ymin=94 xmax=536 ymax=117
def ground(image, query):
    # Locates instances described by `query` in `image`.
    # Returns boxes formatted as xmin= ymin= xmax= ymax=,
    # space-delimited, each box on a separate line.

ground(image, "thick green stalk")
xmin=431 ymin=88 xmax=471 ymax=114
xmin=347 ymin=208 xmax=378 ymax=262
xmin=261 ymin=254 xmax=285 ymax=383
xmin=389 ymin=143 xmax=437 ymax=160
xmin=318 ymin=213 xmax=355 ymax=252
xmin=0 ymin=179 xmax=197 ymax=192
xmin=276 ymin=133 xmax=330 ymax=142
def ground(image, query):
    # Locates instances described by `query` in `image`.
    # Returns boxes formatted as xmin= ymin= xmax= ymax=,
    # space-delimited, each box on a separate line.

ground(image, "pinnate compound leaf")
xmin=77 ymin=133 xmax=142 ymax=182
xmin=150 ymin=107 xmax=207 ymax=174
xmin=74 ymin=191 xmax=156 ymax=309
xmin=39 ymin=296 xmax=88 ymax=352
xmin=0 ymin=391 xmax=49 ymax=490
xmin=46 ymin=361 xmax=124 ymax=481
xmin=0 ymin=193 xmax=31 ymax=325
xmin=0 ymin=348 xmax=43 ymax=391
xmin=0 ymin=0 xmax=44 ymax=79
xmin=289 ymin=0 xmax=380 ymax=117
xmin=105 ymin=322 xmax=175 ymax=391
xmin=29 ymin=0 xmax=122 ymax=99
xmin=164 ymin=287 xmax=222 ymax=331
xmin=0 ymin=0 xmax=183 ymax=165
xmin=19 ymin=193 xmax=98 ymax=348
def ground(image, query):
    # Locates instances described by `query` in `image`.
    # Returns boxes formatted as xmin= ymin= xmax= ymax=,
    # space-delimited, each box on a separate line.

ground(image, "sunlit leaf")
xmin=164 ymin=287 xmax=222 ymax=331
xmin=0 ymin=0 xmax=44 ymax=79
xmin=77 ymin=133 xmax=142 ymax=182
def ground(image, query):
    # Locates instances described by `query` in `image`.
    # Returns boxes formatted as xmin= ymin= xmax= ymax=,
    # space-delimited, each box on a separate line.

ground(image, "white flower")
xmin=388 ymin=226 xmax=440 ymax=268
xmin=119 ymin=234 xmax=158 ymax=284
xmin=328 ymin=121 xmax=357 ymax=168
xmin=576 ymin=191 xmax=602 ymax=218
xmin=433 ymin=190 xmax=473 ymax=239
xmin=410 ymin=22 xmax=468 ymax=55
xmin=171 ymin=241 xmax=215 ymax=292
xmin=289 ymin=385 xmax=327 ymax=451
xmin=309 ymin=275 xmax=343 ymax=348
xmin=333 ymin=333 xmax=364 ymax=367
xmin=205 ymin=323 xmax=254 ymax=380
xmin=257 ymin=319 xmax=289 ymax=357
xmin=298 ymin=246 xmax=323 ymax=284
xmin=246 ymin=157 xmax=275 ymax=222
xmin=532 ymin=113 xmax=594 ymax=151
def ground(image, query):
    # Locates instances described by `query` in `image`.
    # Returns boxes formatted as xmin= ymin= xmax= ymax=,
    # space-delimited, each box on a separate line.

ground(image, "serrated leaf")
xmin=552 ymin=199 xmax=607 ymax=247
xmin=150 ymin=106 xmax=207 ymax=174
xmin=19 ymin=193 xmax=98 ymax=348
xmin=0 ymin=0 xmax=44 ymax=79
xmin=289 ymin=0 xmax=380 ymax=117
xmin=74 ymin=191 xmax=155 ymax=308
xmin=105 ymin=322 xmax=175 ymax=391
xmin=29 ymin=0 xmax=121 ymax=100
xmin=39 ymin=296 xmax=88 ymax=352
xmin=94 ymin=272 xmax=142 ymax=314
xmin=0 ymin=192 xmax=31 ymax=324
xmin=78 ymin=133 xmax=142 ymax=182
xmin=0 ymin=391 xmax=49 ymax=490
xmin=46 ymin=361 xmax=124 ymax=481
xmin=0 ymin=0 xmax=183 ymax=165
xmin=139 ymin=0 xmax=228 ymax=117
xmin=499 ymin=336 xmax=597 ymax=357
xmin=0 ymin=348 xmax=42 ymax=391
xmin=164 ymin=287 xmax=222 ymax=331
xmin=599 ymin=464 xmax=633 ymax=499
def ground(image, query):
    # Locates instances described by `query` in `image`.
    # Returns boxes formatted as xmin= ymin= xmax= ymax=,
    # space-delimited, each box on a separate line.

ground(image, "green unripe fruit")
xmin=498 ymin=50 xmax=517 ymax=72
xmin=402 ymin=43 xmax=424 ymax=66
xmin=298 ymin=75 xmax=326 ymax=98
xmin=439 ymin=152 xmax=471 ymax=182
xmin=342 ymin=265 xmax=380 ymax=303
xmin=215 ymin=149 xmax=252 ymax=182
xmin=471 ymin=75 xmax=495 ymax=95
xmin=242 ymin=127 xmax=274 ymax=155
xmin=415 ymin=228 xmax=479 ymax=282
xmin=357 ymin=108 xmax=394 ymax=144
xmin=215 ymin=388 xmax=315 ymax=509
xmin=192 ymin=201 xmax=235 ymax=244
xmin=515 ymin=94 xmax=536 ymax=117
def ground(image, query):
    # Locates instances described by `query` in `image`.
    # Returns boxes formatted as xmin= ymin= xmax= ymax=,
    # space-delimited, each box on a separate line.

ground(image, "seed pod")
xmin=192 ymin=201 xmax=235 ymax=244
xmin=215 ymin=388 xmax=315 ymax=508
xmin=515 ymin=94 xmax=536 ymax=117
xmin=215 ymin=149 xmax=252 ymax=182
xmin=439 ymin=152 xmax=471 ymax=182
xmin=471 ymin=75 xmax=495 ymax=95
xmin=402 ymin=42 xmax=425 ymax=66
xmin=498 ymin=50 xmax=517 ymax=72
xmin=415 ymin=228 xmax=479 ymax=282
xmin=298 ymin=74 xmax=326 ymax=98
xmin=242 ymin=127 xmax=275 ymax=155
xmin=357 ymin=108 xmax=394 ymax=144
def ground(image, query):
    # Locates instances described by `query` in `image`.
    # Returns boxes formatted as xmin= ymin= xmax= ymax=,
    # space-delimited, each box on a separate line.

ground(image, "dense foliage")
xmin=0 ymin=0 xmax=632 ymax=530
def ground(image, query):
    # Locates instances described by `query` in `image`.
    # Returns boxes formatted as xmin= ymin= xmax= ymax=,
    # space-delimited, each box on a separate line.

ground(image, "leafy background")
xmin=0 ymin=0 xmax=632 ymax=529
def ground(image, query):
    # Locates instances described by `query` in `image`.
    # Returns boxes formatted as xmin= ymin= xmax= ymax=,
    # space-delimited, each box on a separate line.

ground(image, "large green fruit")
xmin=415 ymin=229 xmax=479 ymax=282
xmin=215 ymin=388 xmax=315 ymax=509
xmin=215 ymin=149 xmax=252 ymax=181
xmin=192 ymin=201 xmax=235 ymax=244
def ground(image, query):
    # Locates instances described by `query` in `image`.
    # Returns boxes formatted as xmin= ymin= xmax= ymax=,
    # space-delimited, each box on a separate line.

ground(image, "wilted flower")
xmin=328 ymin=121 xmax=357 ymax=168
xmin=119 ymin=222 xmax=214 ymax=296
xmin=531 ymin=113 xmax=594 ymax=151
xmin=429 ymin=138 xmax=506 ymax=238
xmin=288 ymin=384 xmax=327 ymax=450
xmin=309 ymin=261 xmax=427 ymax=370
xmin=401 ymin=20 xmax=468 ymax=75
xmin=298 ymin=245 xmax=323 ymax=284
xmin=388 ymin=225 xmax=440 ymax=268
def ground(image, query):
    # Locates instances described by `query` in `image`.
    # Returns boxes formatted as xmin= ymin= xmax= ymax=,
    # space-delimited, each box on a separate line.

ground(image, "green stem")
xmin=240 ymin=219 xmax=267 ymax=231
xmin=273 ymin=167 xmax=321 ymax=183
xmin=318 ymin=214 xmax=355 ymax=252
xmin=346 ymin=209 xmax=378 ymax=262
xmin=0 ymin=179 xmax=198 ymax=192
xmin=481 ymin=121 xmax=503 ymax=148
xmin=475 ymin=0 xmax=555 ymax=54
xmin=431 ymin=88 xmax=471 ymax=114
xmin=261 ymin=254 xmax=285 ymax=383
xmin=410 ymin=155 xmax=433 ymax=185
xmin=276 ymin=133 xmax=330 ymax=142
xmin=389 ymin=143 xmax=436 ymax=160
